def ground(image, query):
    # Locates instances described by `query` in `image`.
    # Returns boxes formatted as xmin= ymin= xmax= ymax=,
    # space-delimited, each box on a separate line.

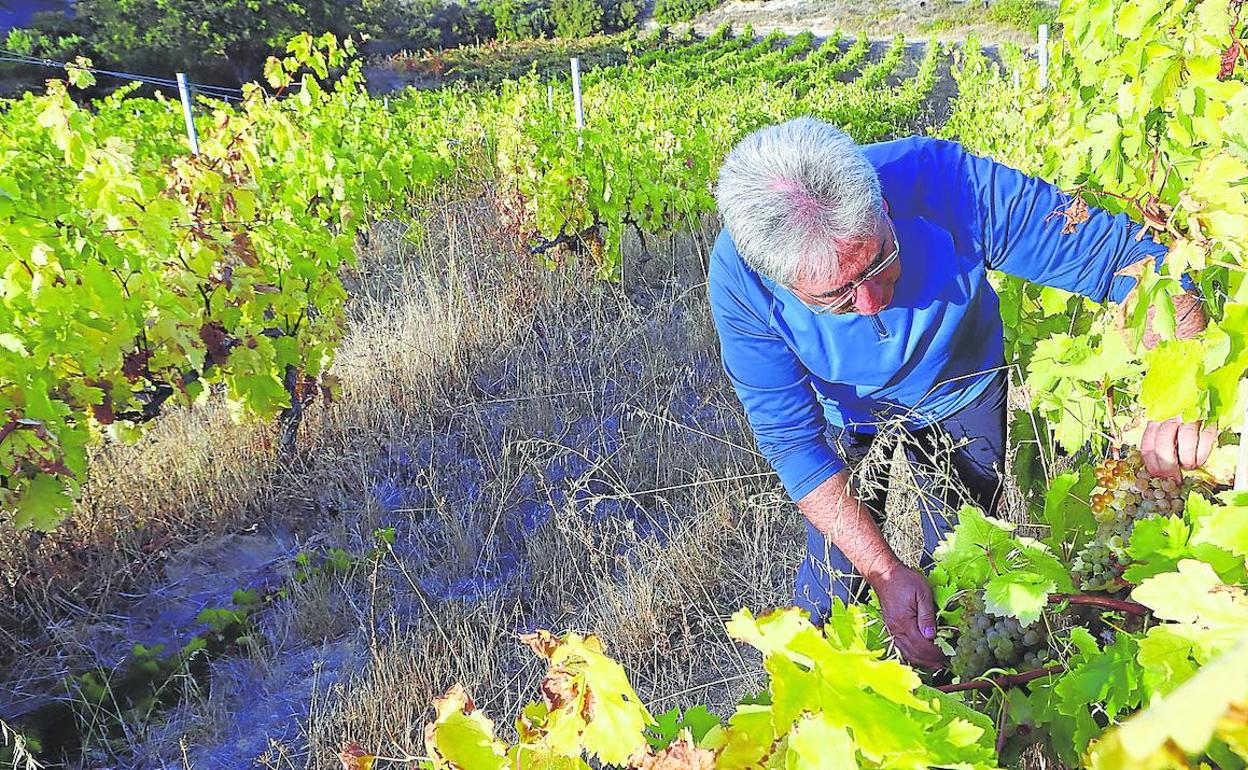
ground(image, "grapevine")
xmin=0 ymin=34 xmax=455 ymax=528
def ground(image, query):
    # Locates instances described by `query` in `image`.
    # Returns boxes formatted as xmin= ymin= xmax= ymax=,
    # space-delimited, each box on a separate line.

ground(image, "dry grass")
xmin=1 ymin=187 xmax=1032 ymax=769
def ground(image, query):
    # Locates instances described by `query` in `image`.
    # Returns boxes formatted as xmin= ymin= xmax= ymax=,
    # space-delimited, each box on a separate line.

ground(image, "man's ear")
xmin=882 ymin=198 xmax=890 ymax=214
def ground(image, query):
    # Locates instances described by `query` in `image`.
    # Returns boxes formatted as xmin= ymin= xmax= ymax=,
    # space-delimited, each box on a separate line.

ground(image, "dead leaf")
xmin=540 ymin=667 xmax=577 ymax=711
xmin=338 ymin=741 xmax=376 ymax=770
xmin=629 ymin=735 xmax=717 ymax=770
xmin=1045 ymin=194 xmax=1090 ymax=235
xmin=521 ymin=630 xmax=561 ymax=660
xmin=431 ymin=683 xmax=476 ymax=721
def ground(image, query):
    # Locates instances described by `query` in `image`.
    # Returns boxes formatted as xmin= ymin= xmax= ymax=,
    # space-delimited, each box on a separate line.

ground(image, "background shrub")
xmin=652 ymin=0 xmax=726 ymax=25
xmin=551 ymin=0 xmax=606 ymax=38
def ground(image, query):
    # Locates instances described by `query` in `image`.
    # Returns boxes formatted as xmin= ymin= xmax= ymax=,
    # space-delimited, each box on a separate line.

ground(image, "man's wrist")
xmin=861 ymin=550 xmax=905 ymax=586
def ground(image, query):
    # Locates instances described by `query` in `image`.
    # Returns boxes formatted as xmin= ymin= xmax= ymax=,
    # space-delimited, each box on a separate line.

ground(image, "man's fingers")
xmin=900 ymin=633 xmax=947 ymax=668
xmin=1141 ymin=421 xmax=1161 ymax=476
xmin=888 ymin=594 xmax=946 ymax=668
xmin=881 ymin=613 xmax=943 ymax=668
xmin=1196 ymin=424 xmax=1218 ymax=466
xmin=875 ymin=568 xmax=948 ymax=669
xmin=1152 ymin=418 xmax=1182 ymax=481
xmin=917 ymin=591 xmax=938 ymax=640
xmin=1177 ymin=421 xmax=1201 ymax=470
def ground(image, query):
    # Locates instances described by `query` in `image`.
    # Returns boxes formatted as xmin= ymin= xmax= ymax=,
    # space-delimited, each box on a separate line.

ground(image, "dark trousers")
xmin=794 ymin=372 xmax=1008 ymax=620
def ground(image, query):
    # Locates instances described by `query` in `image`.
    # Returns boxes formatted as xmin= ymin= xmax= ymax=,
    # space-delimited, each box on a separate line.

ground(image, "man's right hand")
xmin=869 ymin=563 xmax=948 ymax=669
xmin=797 ymin=471 xmax=948 ymax=669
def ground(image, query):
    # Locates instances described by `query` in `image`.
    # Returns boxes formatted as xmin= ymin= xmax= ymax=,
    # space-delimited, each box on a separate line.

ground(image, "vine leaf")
xmin=521 ymin=630 xmax=652 ymax=766
xmin=784 ymin=713 xmax=857 ymax=770
xmin=1046 ymin=194 xmax=1090 ymax=234
xmin=424 ymin=683 xmax=508 ymax=770
xmin=1054 ymin=632 xmax=1142 ymax=725
xmin=1220 ymin=39 xmax=1242 ymax=81
xmin=14 ymin=474 xmax=73 ymax=531
xmin=1131 ymin=559 xmax=1248 ymax=627
xmin=1140 ymin=339 xmax=1203 ymax=423
xmin=984 ymin=572 xmax=1056 ymax=625
xmin=1041 ymin=467 xmax=1097 ymax=550
xmin=1192 ymin=492 xmax=1248 ymax=561
xmin=722 ymin=606 xmax=998 ymax=769
xmin=1130 ymin=560 xmax=1248 ymax=698
xmin=930 ymin=506 xmax=1018 ymax=590
xmin=630 ymin=734 xmax=716 ymax=770
xmin=1087 ymin=633 xmax=1248 ymax=769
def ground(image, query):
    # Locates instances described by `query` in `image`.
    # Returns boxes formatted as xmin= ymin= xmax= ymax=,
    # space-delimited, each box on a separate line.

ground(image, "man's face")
xmin=789 ymin=212 xmax=902 ymax=316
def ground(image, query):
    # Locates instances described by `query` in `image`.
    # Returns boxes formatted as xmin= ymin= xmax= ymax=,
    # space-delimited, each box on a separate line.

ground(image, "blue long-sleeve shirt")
xmin=709 ymin=137 xmax=1170 ymax=502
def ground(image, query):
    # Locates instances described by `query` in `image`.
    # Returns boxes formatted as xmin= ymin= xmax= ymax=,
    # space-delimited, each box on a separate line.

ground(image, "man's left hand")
xmin=1140 ymin=417 xmax=1217 ymax=481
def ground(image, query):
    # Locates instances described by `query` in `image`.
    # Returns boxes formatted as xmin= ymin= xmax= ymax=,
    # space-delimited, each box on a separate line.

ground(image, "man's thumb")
xmin=918 ymin=594 xmax=937 ymax=640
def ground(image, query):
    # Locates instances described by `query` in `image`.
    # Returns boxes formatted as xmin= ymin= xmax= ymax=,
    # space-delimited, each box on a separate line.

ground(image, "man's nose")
xmin=856 ymin=280 xmax=887 ymax=313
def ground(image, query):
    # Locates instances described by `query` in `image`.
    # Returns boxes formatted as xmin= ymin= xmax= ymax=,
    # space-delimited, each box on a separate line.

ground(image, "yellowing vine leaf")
xmin=1140 ymin=340 xmax=1204 ymax=422
xmin=1087 ymin=633 xmax=1248 ymax=770
xmin=720 ymin=606 xmax=999 ymax=769
xmin=520 ymin=630 xmax=652 ymax=765
xmin=424 ymin=684 xmax=508 ymax=770
xmin=784 ymin=713 xmax=857 ymax=770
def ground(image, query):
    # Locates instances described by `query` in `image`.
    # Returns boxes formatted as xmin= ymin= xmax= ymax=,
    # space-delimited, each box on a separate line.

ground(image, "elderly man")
xmin=708 ymin=118 xmax=1213 ymax=668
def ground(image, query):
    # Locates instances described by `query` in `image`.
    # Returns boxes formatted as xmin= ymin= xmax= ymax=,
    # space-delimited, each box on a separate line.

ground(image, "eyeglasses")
xmin=790 ymin=217 xmax=900 ymax=315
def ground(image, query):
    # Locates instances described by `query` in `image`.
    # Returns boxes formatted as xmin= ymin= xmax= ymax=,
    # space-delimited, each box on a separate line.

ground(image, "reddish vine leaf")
xmin=90 ymin=393 xmax=115 ymax=425
xmin=122 ymin=349 xmax=151 ymax=382
xmin=337 ymin=741 xmax=376 ymax=770
xmin=1220 ymin=39 xmax=1242 ymax=80
xmin=199 ymin=322 xmax=235 ymax=366
xmin=229 ymin=231 xmax=259 ymax=267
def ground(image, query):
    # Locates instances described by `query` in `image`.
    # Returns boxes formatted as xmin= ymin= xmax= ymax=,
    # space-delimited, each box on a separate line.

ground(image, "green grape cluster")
xmin=1075 ymin=451 xmax=1192 ymax=591
xmin=1071 ymin=534 xmax=1126 ymax=592
xmin=951 ymin=591 xmax=1053 ymax=680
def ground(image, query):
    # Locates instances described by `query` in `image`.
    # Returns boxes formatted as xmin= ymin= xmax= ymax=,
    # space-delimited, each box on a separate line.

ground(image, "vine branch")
xmin=935 ymin=665 xmax=1065 ymax=694
xmin=1049 ymin=593 xmax=1149 ymax=616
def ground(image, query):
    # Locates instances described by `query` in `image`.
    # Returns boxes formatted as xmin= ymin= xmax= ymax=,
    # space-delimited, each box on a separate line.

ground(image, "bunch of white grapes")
xmin=951 ymin=591 xmax=1053 ymax=680
xmin=1072 ymin=451 xmax=1192 ymax=591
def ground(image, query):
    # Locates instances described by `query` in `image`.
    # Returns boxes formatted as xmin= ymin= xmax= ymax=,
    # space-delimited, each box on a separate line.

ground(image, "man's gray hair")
xmin=715 ymin=117 xmax=883 ymax=287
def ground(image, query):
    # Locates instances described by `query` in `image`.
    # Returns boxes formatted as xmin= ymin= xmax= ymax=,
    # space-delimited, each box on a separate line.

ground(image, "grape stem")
xmin=994 ymin=696 xmax=1010 ymax=756
xmin=935 ymin=665 xmax=1065 ymax=694
xmin=1048 ymin=593 xmax=1149 ymax=616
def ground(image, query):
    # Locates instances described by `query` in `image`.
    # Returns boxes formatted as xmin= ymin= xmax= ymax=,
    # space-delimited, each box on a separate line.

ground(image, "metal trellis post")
xmin=571 ymin=58 xmax=585 ymax=149
xmin=1038 ymin=24 xmax=1049 ymax=89
xmin=176 ymin=72 xmax=201 ymax=155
